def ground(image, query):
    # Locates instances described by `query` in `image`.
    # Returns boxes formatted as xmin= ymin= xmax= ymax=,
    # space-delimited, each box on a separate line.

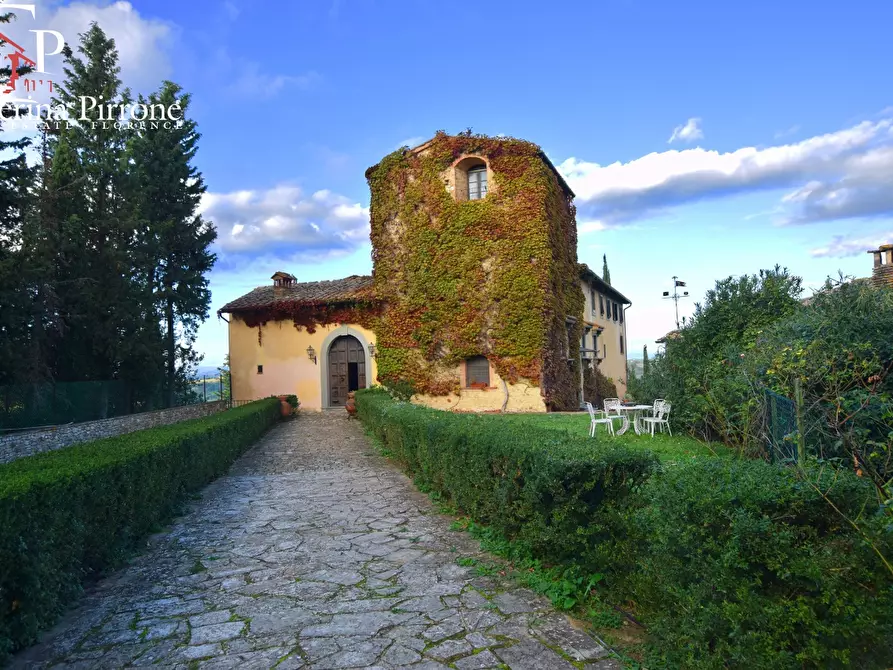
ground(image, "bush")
xmin=620 ymin=459 xmax=893 ymax=669
xmin=356 ymin=388 xmax=658 ymax=567
xmin=357 ymin=390 xmax=893 ymax=669
xmin=0 ymin=398 xmax=280 ymax=660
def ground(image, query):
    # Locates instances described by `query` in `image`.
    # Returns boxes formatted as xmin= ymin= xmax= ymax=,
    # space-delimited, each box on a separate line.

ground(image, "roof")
xmin=578 ymin=264 xmax=632 ymax=305
xmin=368 ymin=134 xmax=576 ymax=198
xmin=219 ymin=275 xmax=375 ymax=314
xmin=656 ymin=330 xmax=682 ymax=344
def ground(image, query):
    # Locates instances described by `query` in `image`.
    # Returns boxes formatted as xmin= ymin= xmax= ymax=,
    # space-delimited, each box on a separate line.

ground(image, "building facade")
xmin=579 ymin=265 xmax=632 ymax=399
xmin=220 ymin=133 xmax=631 ymax=412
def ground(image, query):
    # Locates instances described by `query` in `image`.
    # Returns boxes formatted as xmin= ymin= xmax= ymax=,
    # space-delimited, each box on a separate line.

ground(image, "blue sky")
xmin=12 ymin=0 xmax=891 ymax=365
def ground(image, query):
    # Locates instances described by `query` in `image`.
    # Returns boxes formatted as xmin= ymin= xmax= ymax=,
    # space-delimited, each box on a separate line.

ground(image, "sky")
xmin=5 ymin=0 xmax=891 ymax=366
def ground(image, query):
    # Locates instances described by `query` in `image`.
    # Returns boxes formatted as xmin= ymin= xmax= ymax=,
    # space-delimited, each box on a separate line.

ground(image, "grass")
xmin=492 ymin=412 xmax=734 ymax=462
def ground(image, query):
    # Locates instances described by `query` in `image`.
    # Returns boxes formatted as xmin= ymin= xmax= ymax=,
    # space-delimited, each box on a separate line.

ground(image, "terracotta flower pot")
xmin=345 ymin=391 xmax=357 ymax=418
xmin=277 ymin=395 xmax=292 ymax=418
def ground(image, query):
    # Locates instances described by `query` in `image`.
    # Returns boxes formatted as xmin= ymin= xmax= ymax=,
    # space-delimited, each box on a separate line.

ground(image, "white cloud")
xmin=395 ymin=136 xmax=425 ymax=150
xmin=201 ymin=185 xmax=370 ymax=269
xmin=810 ymin=231 xmax=893 ymax=258
xmin=559 ymin=117 xmax=893 ymax=227
xmin=223 ymin=66 xmax=321 ymax=100
xmin=668 ymin=117 xmax=703 ymax=144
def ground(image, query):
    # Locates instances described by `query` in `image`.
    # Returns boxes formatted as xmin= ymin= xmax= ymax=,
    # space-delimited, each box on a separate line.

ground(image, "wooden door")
xmin=328 ymin=336 xmax=366 ymax=406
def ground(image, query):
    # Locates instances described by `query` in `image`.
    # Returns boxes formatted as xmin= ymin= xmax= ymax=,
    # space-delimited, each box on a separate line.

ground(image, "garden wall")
xmin=0 ymin=401 xmax=226 ymax=464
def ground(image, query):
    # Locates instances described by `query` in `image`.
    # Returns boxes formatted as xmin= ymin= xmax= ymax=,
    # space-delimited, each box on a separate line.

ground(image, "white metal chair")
xmin=603 ymin=398 xmax=628 ymax=433
xmin=641 ymin=400 xmax=672 ymax=437
xmin=586 ymin=402 xmax=615 ymax=437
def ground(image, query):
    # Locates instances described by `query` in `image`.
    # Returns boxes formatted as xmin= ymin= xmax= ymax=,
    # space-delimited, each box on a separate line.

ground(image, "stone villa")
xmin=220 ymin=133 xmax=630 ymax=412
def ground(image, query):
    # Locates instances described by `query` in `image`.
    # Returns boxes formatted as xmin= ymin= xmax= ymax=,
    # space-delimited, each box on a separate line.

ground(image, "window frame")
xmin=467 ymin=165 xmax=488 ymax=201
xmin=257 ymin=364 xmax=264 ymax=375
xmin=465 ymin=356 xmax=491 ymax=388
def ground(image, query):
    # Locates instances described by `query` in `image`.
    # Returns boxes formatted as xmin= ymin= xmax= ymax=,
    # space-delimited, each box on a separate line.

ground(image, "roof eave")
xmin=579 ymin=264 xmax=631 ymax=305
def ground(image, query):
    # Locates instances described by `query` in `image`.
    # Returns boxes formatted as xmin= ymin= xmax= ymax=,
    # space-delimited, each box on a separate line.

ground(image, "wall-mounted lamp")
xmin=306 ymin=345 xmax=317 ymax=364
xmin=368 ymin=343 xmax=377 ymax=358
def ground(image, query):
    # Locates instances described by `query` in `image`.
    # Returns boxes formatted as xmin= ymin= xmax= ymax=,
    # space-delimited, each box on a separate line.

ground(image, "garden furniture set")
xmin=586 ymin=398 xmax=672 ymax=437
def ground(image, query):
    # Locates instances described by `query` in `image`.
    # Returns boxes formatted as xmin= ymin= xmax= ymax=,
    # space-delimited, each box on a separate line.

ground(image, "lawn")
xmin=495 ymin=411 xmax=735 ymax=462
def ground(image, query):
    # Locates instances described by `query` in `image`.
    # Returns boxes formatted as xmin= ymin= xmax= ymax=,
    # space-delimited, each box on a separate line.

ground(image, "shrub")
xmin=0 ymin=398 xmax=280 ymax=660
xmin=356 ymin=388 xmax=658 ymax=568
xmin=357 ymin=390 xmax=893 ymax=669
xmin=620 ymin=459 xmax=893 ymax=669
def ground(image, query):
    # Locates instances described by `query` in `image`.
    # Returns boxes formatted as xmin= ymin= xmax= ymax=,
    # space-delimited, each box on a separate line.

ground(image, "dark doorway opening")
xmin=348 ymin=362 xmax=359 ymax=392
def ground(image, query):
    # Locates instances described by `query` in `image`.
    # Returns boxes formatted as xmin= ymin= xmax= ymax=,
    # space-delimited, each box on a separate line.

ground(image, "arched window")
xmin=453 ymin=157 xmax=489 ymax=201
xmin=468 ymin=165 xmax=488 ymax=200
xmin=465 ymin=356 xmax=490 ymax=388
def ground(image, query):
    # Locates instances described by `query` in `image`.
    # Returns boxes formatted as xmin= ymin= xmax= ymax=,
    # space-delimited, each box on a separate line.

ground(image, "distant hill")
xmin=194 ymin=365 xmax=221 ymax=378
xmin=627 ymin=358 xmax=645 ymax=379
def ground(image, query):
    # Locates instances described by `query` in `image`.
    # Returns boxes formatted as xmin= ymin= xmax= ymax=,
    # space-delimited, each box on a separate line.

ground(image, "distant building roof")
xmin=219 ymin=275 xmax=375 ymax=315
xmin=656 ymin=330 xmax=682 ymax=344
xmin=578 ymin=263 xmax=632 ymax=305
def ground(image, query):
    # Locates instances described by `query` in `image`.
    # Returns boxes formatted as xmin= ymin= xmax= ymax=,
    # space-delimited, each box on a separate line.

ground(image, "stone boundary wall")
xmin=0 ymin=401 xmax=227 ymax=464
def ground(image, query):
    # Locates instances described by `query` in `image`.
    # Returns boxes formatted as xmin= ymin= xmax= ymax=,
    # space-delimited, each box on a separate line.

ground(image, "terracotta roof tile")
xmin=219 ymin=275 xmax=375 ymax=314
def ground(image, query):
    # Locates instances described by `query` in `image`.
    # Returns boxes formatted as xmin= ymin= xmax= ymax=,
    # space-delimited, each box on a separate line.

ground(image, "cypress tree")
xmin=602 ymin=254 xmax=611 ymax=285
xmin=127 ymin=81 xmax=216 ymax=407
xmin=643 ymin=345 xmax=650 ymax=377
xmin=49 ymin=23 xmax=149 ymax=414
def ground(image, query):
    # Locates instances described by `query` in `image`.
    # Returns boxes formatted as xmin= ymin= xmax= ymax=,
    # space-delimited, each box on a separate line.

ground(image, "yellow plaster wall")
xmin=412 ymin=361 xmax=546 ymax=413
xmin=229 ymin=318 xmax=378 ymax=411
xmin=580 ymin=279 xmax=629 ymax=399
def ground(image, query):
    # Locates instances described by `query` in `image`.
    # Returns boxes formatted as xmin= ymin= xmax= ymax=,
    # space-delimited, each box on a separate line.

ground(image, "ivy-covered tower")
xmin=365 ymin=132 xmax=584 ymax=411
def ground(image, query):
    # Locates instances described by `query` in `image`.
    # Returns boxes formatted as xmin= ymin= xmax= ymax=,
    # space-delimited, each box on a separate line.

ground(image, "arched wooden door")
xmin=327 ymin=335 xmax=366 ymax=406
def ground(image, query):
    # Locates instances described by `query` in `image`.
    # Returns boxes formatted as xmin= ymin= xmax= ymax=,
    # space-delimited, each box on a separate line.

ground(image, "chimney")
xmin=271 ymin=271 xmax=297 ymax=288
xmin=868 ymin=244 xmax=893 ymax=288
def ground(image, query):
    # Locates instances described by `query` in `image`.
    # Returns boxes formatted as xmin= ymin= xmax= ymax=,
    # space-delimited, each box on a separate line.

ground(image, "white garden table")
xmin=616 ymin=405 xmax=656 ymax=436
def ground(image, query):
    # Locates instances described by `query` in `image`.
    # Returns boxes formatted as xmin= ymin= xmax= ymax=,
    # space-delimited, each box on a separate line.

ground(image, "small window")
xmin=468 ymin=166 xmax=488 ymax=200
xmin=620 ymin=336 xmax=625 ymax=354
xmin=612 ymin=302 xmax=618 ymax=321
xmin=590 ymin=286 xmax=596 ymax=314
xmin=620 ymin=305 xmax=624 ymax=323
xmin=257 ymin=365 xmax=263 ymax=374
xmin=466 ymin=356 xmax=490 ymax=387
xmin=599 ymin=295 xmax=604 ymax=316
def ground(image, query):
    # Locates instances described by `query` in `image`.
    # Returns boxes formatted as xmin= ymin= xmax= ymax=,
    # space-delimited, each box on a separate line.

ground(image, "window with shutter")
xmin=466 ymin=356 xmax=490 ymax=387
xmin=599 ymin=295 xmax=604 ymax=316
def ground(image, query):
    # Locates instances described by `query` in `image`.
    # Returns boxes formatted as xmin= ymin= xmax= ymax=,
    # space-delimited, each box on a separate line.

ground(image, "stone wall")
xmin=0 ymin=401 xmax=227 ymax=464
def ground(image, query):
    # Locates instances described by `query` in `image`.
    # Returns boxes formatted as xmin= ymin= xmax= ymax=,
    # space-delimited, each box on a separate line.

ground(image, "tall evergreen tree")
xmin=127 ymin=82 xmax=216 ymax=407
xmin=602 ymin=254 xmax=611 ymax=285
xmin=0 ymin=13 xmax=37 ymax=386
xmin=50 ymin=24 xmax=142 ymax=400
xmin=642 ymin=345 xmax=650 ymax=377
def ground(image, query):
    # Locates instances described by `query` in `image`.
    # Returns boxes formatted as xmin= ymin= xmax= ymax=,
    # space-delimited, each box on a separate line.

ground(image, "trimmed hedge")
xmin=0 ymin=398 xmax=280 ymax=659
xmin=356 ymin=388 xmax=658 ymax=564
xmin=356 ymin=389 xmax=893 ymax=669
xmin=620 ymin=460 xmax=893 ymax=669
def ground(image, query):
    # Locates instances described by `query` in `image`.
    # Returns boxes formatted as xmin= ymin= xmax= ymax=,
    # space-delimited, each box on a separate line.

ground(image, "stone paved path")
xmin=13 ymin=412 xmax=620 ymax=670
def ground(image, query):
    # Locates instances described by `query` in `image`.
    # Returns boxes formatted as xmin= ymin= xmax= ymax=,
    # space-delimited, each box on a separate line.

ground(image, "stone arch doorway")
xmin=327 ymin=335 xmax=366 ymax=407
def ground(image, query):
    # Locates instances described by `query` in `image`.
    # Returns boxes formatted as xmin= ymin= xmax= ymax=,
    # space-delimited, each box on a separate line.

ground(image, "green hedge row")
xmin=356 ymin=389 xmax=658 ymax=565
xmin=356 ymin=389 xmax=893 ymax=669
xmin=0 ymin=398 xmax=280 ymax=660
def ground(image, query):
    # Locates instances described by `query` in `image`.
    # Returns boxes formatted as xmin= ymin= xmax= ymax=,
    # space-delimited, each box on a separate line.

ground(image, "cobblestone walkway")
xmin=13 ymin=412 xmax=619 ymax=670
